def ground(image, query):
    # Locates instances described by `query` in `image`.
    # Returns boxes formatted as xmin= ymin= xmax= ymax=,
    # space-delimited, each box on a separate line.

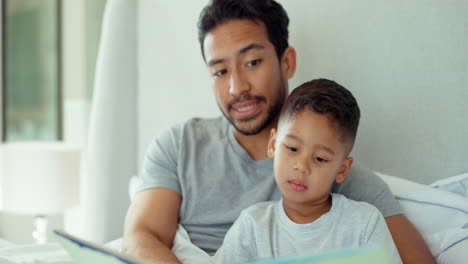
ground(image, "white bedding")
xmin=376 ymin=172 xmax=468 ymax=263
xmin=1 ymin=173 xmax=468 ymax=264
xmin=0 ymin=241 xmax=72 ymax=264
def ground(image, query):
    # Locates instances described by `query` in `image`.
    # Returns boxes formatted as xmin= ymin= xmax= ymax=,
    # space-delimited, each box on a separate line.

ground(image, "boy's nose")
xmin=293 ymin=157 xmax=310 ymax=175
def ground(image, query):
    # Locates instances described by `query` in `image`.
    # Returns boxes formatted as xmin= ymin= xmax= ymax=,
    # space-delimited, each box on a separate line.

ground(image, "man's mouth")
xmin=231 ymin=100 xmax=260 ymax=119
xmin=288 ymin=180 xmax=307 ymax=192
xmin=236 ymin=104 xmax=257 ymax=112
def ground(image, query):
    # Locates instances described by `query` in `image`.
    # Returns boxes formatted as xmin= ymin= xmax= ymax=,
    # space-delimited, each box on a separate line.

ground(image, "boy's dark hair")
xmin=197 ymin=0 xmax=289 ymax=61
xmin=280 ymin=79 xmax=361 ymax=149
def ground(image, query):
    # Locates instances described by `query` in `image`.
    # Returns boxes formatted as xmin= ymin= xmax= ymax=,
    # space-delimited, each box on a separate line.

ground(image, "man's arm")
xmin=123 ymin=188 xmax=182 ymax=263
xmin=385 ymin=214 xmax=435 ymax=264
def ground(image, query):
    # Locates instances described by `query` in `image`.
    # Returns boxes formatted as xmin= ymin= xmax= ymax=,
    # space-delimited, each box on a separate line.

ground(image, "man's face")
xmin=203 ymin=19 xmax=288 ymax=135
xmin=268 ymin=110 xmax=352 ymax=205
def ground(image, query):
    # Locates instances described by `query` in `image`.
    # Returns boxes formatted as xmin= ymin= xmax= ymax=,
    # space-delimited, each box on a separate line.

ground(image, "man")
xmin=123 ymin=1 xmax=434 ymax=263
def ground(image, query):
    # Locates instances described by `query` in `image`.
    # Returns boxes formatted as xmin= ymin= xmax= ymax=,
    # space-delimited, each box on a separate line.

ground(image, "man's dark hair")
xmin=280 ymin=79 xmax=361 ymax=149
xmin=197 ymin=0 xmax=289 ymax=61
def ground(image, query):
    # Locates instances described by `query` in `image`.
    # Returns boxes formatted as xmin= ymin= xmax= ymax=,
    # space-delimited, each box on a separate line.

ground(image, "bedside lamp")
xmin=0 ymin=142 xmax=80 ymax=244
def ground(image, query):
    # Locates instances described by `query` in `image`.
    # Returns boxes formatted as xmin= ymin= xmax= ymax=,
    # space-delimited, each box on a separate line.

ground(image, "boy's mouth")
xmin=288 ymin=180 xmax=307 ymax=192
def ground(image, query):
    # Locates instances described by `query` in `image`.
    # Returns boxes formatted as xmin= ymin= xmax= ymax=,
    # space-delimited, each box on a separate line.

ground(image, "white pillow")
xmin=376 ymin=172 xmax=468 ymax=263
xmin=430 ymin=172 xmax=468 ymax=198
xmin=426 ymin=228 xmax=468 ymax=263
xmin=376 ymin=172 xmax=468 ymax=234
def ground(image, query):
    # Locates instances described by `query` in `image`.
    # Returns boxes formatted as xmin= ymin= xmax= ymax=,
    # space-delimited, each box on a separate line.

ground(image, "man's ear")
xmin=267 ymin=128 xmax=277 ymax=158
xmin=281 ymin=46 xmax=297 ymax=80
xmin=336 ymin=157 xmax=354 ymax=183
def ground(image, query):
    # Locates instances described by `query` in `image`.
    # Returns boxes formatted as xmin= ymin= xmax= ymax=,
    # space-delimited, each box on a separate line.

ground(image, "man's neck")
xmin=232 ymin=121 xmax=277 ymax=161
xmin=282 ymin=195 xmax=332 ymax=224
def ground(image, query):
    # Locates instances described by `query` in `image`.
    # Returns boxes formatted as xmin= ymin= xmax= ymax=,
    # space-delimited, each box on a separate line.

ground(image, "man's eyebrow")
xmin=207 ymin=58 xmax=225 ymax=67
xmin=207 ymin=43 xmax=265 ymax=67
xmin=238 ymin=43 xmax=265 ymax=55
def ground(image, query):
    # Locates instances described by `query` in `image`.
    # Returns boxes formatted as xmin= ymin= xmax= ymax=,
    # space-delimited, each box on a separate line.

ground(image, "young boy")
xmin=212 ymin=79 xmax=402 ymax=263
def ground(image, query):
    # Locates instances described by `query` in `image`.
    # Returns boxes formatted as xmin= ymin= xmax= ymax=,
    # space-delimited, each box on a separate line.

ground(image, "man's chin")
xmin=232 ymin=120 xmax=268 ymax=136
xmin=220 ymin=108 xmax=272 ymax=136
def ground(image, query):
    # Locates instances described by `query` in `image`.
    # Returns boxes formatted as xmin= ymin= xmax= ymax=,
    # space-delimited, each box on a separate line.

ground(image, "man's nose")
xmin=228 ymin=68 xmax=250 ymax=96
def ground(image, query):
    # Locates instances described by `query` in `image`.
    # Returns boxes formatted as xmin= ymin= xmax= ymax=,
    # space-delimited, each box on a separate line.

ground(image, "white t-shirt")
xmin=213 ymin=193 xmax=402 ymax=264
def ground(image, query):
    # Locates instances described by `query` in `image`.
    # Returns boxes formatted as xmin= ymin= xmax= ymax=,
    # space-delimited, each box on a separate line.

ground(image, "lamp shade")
xmin=0 ymin=142 xmax=80 ymax=215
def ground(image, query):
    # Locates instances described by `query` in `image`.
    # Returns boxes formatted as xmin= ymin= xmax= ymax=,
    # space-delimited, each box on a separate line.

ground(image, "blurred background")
xmin=0 ymin=0 xmax=106 ymax=244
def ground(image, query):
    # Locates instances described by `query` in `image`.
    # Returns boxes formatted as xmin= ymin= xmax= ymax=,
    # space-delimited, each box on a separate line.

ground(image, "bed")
xmin=2 ymin=0 xmax=467 ymax=263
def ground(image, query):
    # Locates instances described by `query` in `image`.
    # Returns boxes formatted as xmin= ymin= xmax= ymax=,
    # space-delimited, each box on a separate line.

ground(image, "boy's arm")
xmin=123 ymin=188 xmax=182 ymax=263
xmin=385 ymin=214 xmax=436 ymax=264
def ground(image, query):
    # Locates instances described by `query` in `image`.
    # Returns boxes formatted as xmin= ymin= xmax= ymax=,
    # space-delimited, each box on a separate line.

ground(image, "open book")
xmin=54 ymin=230 xmax=153 ymax=264
xmin=54 ymin=230 xmax=391 ymax=264
xmin=242 ymin=246 xmax=391 ymax=264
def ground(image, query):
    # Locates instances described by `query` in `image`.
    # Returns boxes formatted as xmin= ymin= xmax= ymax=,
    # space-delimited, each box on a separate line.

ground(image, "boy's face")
xmin=268 ymin=110 xmax=353 ymax=205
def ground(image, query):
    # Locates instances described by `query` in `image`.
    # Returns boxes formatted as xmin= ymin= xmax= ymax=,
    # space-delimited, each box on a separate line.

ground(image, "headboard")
xmin=85 ymin=0 xmax=468 ymax=243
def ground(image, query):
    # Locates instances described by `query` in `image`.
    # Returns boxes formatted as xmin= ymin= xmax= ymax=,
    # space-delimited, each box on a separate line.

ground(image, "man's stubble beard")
xmin=218 ymin=77 xmax=287 ymax=136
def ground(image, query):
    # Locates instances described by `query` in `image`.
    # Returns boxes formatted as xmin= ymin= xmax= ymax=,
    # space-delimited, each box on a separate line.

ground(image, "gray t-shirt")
xmin=137 ymin=117 xmax=402 ymax=254
xmin=213 ymin=193 xmax=402 ymax=264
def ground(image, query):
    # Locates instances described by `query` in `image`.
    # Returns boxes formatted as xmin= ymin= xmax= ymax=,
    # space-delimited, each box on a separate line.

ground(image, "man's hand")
xmin=385 ymin=214 xmax=435 ymax=264
xmin=123 ymin=188 xmax=182 ymax=263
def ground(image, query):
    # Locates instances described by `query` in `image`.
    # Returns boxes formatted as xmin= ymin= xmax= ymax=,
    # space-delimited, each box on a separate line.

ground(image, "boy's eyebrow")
xmin=315 ymin=144 xmax=336 ymax=155
xmin=285 ymin=134 xmax=336 ymax=155
xmin=207 ymin=43 xmax=265 ymax=67
xmin=285 ymin=134 xmax=303 ymax=143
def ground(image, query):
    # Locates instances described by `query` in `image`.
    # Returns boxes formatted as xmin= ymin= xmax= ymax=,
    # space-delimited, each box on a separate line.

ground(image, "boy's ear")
xmin=267 ymin=128 xmax=277 ymax=158
xmin=281 ymin=46 xmax=297 ymax=80
xmin=336 ymin=157 xmax=354 ymax=183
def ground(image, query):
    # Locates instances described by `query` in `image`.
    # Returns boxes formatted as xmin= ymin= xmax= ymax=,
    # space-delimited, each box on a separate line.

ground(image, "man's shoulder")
xmin=333 ymin=165 xmax=388 ymax=193
xmin=160 ymin=116 xmax=226 ymax=139
xmin=333 ymin=193 xmax=381 ymax=218
xmin=347 ymin=165 xmax=377 ymax=181
xmin=179 ymin=116 xmax=226 ymax=133
xmin=185 ymin=116 xmax=225 ymax=126
xmin=332 ymin=166 xmax=402 ymax=217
